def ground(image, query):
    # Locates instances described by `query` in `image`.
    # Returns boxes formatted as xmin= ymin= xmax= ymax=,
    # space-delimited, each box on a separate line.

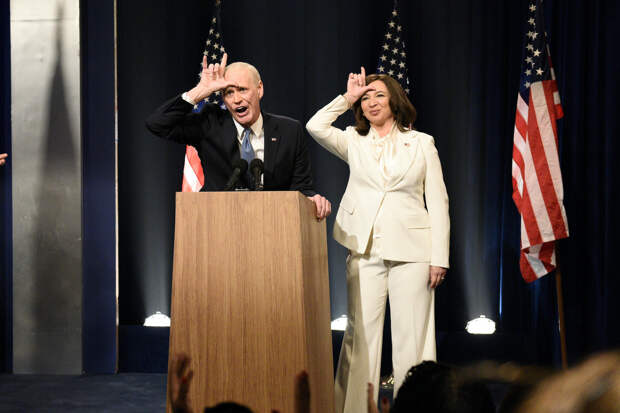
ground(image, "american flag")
xmin=512 ymin=0 xmax=568 ymax=282
xmin=376 ymin=3 xmax=411 ymax=95
xmin=182 ymin=3 xmax=227 ymax=192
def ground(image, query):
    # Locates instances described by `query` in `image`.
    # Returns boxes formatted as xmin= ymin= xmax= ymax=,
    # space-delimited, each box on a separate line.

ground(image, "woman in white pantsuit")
xmin=306 ymin=68 xmax=450 ymax=413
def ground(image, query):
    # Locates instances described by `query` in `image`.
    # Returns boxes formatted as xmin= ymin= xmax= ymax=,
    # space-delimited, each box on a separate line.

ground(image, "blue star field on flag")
xmin=196 ymin=10 xmax=226 ymax=112
xmin=518 ymin=1 xmax=553 ymax=103
xmin=376 ymin=5 xmax=411 ymax=95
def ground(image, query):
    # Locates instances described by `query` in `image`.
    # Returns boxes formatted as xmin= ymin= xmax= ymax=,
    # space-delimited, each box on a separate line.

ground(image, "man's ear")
xmin=258 ymin=81 xmax=264 ymax=99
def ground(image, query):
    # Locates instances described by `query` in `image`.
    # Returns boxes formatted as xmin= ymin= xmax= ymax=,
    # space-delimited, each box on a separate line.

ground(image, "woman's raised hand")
xmin=344 ymin=66 xmax=375 ymax=106
xmin=187 ymin=53 xmax=237 ymax=103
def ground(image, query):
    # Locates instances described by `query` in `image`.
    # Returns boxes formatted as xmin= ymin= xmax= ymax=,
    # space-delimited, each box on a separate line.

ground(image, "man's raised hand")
xmin=187 ymin=53 xmax=237 ymax=103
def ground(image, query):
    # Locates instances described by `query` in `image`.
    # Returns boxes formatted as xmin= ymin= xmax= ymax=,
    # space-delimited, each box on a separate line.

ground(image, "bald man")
xmin=146 ymin=54 xmax=331 ymax=219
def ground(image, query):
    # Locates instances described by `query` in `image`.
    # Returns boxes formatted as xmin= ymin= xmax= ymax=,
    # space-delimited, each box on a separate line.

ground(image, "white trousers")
xmin=334 ymin=249 xmax=436 ymax=413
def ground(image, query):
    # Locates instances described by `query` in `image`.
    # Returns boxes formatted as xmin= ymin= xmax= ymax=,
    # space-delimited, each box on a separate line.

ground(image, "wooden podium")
xmin=167 ymin=192 xmax=334 ymax=413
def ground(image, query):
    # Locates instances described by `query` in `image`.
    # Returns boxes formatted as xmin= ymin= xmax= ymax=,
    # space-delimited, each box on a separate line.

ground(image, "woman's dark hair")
xmin=352 ymin=74 xmax=417 ymax=135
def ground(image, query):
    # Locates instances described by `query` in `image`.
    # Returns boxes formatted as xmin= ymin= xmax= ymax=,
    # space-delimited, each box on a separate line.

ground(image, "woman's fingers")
xmin=429 ymin=270 xmax=438 ymax=289
xmin=428 ymin=266 xmax=447 ymax=289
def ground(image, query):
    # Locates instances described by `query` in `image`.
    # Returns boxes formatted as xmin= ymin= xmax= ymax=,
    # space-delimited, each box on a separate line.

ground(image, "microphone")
xmin=249 ymin=158 xmax=264 ymax=191
xmin=225 ymin=159 xmax=248 ymax=190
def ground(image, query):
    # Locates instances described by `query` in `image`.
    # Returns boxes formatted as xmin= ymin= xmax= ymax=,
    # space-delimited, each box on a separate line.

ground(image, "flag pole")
xmin=555 ymin=249 xmax=568 ymax=369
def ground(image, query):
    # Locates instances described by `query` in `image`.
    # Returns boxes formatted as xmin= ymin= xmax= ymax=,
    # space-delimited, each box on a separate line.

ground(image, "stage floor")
xmin=0 ymin=372 xmax=507 ymax=412
xmin=0 ymin=373 xmax=166 ymax=412
xmin=0 ymin=373 xmax=399 ymax=413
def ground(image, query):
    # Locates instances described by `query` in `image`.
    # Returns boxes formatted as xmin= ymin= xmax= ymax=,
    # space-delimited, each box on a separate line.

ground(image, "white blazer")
xmin=306 ymin=95 xmax=450 ymax=267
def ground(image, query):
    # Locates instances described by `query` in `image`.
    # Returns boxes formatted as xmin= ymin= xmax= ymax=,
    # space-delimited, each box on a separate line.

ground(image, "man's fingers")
xmin=220 ymin=53 xmax=228 ymax=74
xmin=318 ymin=197 xmax=328 ymax=219
xmin=308 ymin=195 xmax=331 ymax=220
xmin=316 ymin=199 xmax=324 ymax=218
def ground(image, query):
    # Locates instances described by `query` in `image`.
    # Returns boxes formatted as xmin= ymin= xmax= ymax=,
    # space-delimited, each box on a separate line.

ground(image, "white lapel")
xmin=385 ymin=130 xmax=420 ymax=189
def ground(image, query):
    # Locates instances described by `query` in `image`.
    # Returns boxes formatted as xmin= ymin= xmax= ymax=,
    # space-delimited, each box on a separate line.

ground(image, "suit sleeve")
xmin=305 ymin=95 xmax=351 ymax=162
xmin=145 ymin=94 xmax=208 ymax=146
xmin=421 ymin=135 xmax=450 ymax=268
xmin=289 ymin=121 xmax=316 ymax=197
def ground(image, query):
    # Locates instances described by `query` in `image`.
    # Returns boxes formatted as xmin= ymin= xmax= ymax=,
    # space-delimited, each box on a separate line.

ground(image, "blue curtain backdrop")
xmin=0 ymin=0 xmax=593 ymax=371
xmin=546 ymin=0 xmax=620 ymax=360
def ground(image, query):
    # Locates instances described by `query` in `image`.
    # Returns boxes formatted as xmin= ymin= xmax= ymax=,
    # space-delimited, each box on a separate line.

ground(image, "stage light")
xmin=144 ymin=311 xmax=170 ymax=327
xmin=331 ymin=315 xmax=348 ymax=331
xmin=466 ymin=315 xmax=496 ymax=334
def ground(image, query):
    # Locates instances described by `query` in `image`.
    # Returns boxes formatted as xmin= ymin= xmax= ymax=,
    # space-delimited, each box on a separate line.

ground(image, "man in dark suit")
xmin=146 ymin=53 xmax=331 ymax=219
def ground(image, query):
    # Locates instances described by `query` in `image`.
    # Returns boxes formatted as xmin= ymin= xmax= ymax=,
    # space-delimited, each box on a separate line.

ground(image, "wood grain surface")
xmin=167 ymin=192 xmax=334 ymax=413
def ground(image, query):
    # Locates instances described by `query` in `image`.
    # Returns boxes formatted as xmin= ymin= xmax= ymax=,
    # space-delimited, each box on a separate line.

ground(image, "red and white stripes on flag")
xmin=182 ymin=146 xmax=204 ymax=192
xmin=512 ymin=0 xmax=568 ymax=282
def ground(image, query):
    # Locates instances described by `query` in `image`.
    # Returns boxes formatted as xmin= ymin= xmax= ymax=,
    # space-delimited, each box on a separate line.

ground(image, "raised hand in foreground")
xmin=169 ymin=353 xmax=195 ymax=413
xmin=367 ymin=383 xmax=390 ymax=413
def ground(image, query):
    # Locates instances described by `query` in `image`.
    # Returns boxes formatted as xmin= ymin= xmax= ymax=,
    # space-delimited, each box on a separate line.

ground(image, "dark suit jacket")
xmin=145 ymin=95 xmax=316 ymax=196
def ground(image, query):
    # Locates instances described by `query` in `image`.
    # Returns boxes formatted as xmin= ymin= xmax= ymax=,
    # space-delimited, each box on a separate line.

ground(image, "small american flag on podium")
xmin=182 ymin=4 xmax=227 ymax=192
xmin=511 ymin=0 xmax=569 ymax=282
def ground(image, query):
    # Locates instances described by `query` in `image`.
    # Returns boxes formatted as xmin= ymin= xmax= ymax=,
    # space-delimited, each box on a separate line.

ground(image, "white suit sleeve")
xmin=305 ymin=95 xmax=351 ymax=162
xmin=421 ymin=134 xmax=450 ymax=268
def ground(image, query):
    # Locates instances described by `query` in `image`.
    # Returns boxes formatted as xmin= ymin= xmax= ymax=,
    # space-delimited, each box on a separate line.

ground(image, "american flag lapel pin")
xmin=404 ymin=142 xmax=410 ymax=147
xmin=271 ymin=137 xmax=278 ymax=142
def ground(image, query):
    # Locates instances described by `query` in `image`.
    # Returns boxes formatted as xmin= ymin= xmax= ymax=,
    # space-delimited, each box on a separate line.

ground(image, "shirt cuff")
xmin=182 ymin=92 xmax=197 ymax=106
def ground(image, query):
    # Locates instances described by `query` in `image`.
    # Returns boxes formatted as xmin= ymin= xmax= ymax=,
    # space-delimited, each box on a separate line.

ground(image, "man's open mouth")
xmin=235 ymin=106 xmax=248 ymax=115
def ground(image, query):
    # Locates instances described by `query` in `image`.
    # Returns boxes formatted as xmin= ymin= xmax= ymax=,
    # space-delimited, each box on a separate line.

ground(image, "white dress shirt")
xmin=231 ymin=115 xmax=265 ymax=162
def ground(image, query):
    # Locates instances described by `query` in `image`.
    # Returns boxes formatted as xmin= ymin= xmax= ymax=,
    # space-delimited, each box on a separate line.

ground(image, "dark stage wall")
xmin=117 ymin=0 xmax=620 ymax=366
xmin=1 ymin=0 xmax=13 ymax=373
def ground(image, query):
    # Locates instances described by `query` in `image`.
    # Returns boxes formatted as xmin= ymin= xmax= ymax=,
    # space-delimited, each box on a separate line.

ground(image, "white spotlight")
xmin=466 ymin=315 xmax=496 ymax=335
xmin=144 ymin=311 xmax=171 ymax=327
xmin=331 ymin=315 xmax=348 ymax=331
